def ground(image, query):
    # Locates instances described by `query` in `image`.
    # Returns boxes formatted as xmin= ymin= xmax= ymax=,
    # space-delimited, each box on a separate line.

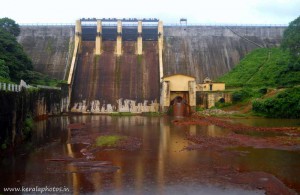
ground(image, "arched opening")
xmin=169 ymin=95 xmax=191 ymax=117
xmin=219 ymin=97 xmax=225 ymax=103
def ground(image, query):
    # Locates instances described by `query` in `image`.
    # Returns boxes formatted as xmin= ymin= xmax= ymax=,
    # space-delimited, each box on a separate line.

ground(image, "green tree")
xmin=0 ymin=59 xmax=10 ymax=79
xmin=0 ymin=26 xmax=33 ymax=82
xmin=0 ymin=17 xmax=20 ymax=37
xmin=281 ymin=15 xmax=300 ymax=69
xmin=0 ymin=18 xmax=60 ymax=85
xmin=253 ymin=87 xmax=300 ymax=118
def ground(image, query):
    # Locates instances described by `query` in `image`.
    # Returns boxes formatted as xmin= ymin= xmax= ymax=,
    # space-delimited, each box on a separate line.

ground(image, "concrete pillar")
xmin=95 ymin=20 xmax=102 ymax=55
xmin=208 ymin=93 xmax=215 ymax=108
xmin=160 ymin=81 xmax=170 ymax=112
xmin=188 ymin=81 xmax=196 ymax=110
xmin=67 ymin=20 xmax=82 ymax=111
xmin=137 ymin=20 xmax=143 ymax=55
xmin=75 ymin=19 xmax=82 ymax=53
xmin=158 ymin=20 xmax=164 ymax=82
xmin=68 ymin=20 xmax=82 ymax=84
xmin=116 ymin=20 xmax=122 ymax=56
xmin=3 ymin=83 xmax=6 ymax=91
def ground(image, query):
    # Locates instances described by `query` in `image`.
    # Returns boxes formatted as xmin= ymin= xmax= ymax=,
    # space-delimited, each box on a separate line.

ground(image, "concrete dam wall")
xmin=17 ymin=23 xmax=285 ymax=109
xmin=18 ymin=26 xmax=74 ymax=80
xmin=18 ymin=25 xmax=285 ymax=83
xmin=163 ymin=26 xmax=285 ymax=83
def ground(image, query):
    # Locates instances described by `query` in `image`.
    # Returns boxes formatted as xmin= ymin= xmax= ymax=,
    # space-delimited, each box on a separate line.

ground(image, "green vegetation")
xmin=218 ymin=16 xmax=300 ymax=88
xmin=231 ymin=88 xmax=266 ymax=103
xmin=0 ymin=17 xmax=20 ymax=37
xmin=214 ymin=102 xmax=232 ymax=108
xmin=0 ymin=23 xmax=32 ymax=82
xmin=111 ymin=112 xmax=137 ymax=116
xmin=95 ymin=135 xmax=124 ymax=147
xmin=215 ymin=16 xmax=300 ymax=118
xmin=0 ymin=17 xmax=62 ymax=86
xmin=217 ymin=48 xmax=299 ymax=87
xmin=0 ymin=59 xmax=10 ymax=81
xmin=1 ymin=139 xmax=9 ymax=150
xmin=281 ymin=15 xmax=300 ymax=70
xmin=137 ymin=55 xmax=143 ymax=65
xmin=252 ymin=87 xmax=300 ymax=118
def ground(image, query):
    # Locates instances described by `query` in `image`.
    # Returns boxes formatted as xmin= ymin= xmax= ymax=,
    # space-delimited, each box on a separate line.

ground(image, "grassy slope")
xmin=215 ymin=47 xmax=300 ymax=118
xmin=216 ymin=48 xmax=299 ymax=87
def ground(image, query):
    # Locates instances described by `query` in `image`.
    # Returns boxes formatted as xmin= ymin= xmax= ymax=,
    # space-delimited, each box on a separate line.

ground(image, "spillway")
xmin=71 ymin=41 xmax=160 ymax=105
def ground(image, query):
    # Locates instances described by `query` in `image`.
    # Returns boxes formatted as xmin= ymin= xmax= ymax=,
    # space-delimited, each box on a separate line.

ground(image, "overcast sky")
xmin=1 ymin=0 xmax=299 ymax=25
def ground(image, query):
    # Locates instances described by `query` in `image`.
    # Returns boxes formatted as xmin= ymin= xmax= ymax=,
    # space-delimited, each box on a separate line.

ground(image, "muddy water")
xmin=1 ymin=116 xmax=300 ymax=194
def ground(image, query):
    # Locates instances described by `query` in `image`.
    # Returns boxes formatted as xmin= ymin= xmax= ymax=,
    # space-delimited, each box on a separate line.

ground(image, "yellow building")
xmin=160 ymin=75 xmax=228 ymax=111
xmin=197 ymin=77 xmax=225 ymax=92
xmin=160 ymin=74 xmax=196 ymax=111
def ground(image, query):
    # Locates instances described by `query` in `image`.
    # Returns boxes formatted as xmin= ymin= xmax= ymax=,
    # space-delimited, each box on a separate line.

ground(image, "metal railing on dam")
xmin=19 ymin=23 xmax=288 ymax=27
xmin=164 ymin=23 xmax=288 ymax=27
xmin=0 ymin=80 xmax=61 ymax=92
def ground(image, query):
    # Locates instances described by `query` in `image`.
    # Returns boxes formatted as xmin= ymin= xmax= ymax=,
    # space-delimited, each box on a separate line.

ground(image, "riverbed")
xmin=1 ymin=115 xmax=300 ymax=194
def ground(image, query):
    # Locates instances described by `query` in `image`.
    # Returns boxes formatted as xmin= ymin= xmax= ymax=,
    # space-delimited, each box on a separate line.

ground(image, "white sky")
xmin=1 ymin=0 xmax=300 ymax=25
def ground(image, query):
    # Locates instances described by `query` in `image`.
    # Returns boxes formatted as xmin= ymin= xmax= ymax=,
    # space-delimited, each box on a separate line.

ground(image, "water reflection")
xmin=1 ymin=116 xmax=300 ymax=194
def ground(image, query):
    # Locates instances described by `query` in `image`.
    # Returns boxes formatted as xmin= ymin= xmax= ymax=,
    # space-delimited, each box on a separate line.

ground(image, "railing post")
xmin=95 ymin=20 xmax=102 ymax=55
xmin=137 ymin=20 xmax=143 ymax=55
xmin=158 ymin=20 xmax=164 ymax=82
xmin=116 ymin=20 xmax=122 ymax=56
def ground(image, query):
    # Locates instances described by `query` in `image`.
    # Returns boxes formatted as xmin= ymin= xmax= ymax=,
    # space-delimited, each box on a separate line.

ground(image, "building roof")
xmin=162 ymin=74 xmax=196 ymax=79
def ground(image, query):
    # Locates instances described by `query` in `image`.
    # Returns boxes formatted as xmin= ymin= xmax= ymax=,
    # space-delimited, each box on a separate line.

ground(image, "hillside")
xmin=215 ymin=47 xmax=300 ymax=118
xmin=217 ymin=47 xmax=300 ymax=87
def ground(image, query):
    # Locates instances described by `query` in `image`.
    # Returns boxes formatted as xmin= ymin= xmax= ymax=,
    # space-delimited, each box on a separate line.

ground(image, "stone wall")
xmin=197 ymin=91 xmax=232 ymax=109
xmin=0 ymin=88 xmax=63 ymax=149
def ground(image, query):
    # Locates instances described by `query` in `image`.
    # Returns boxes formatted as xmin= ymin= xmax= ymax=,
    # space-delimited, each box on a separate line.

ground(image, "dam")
xmin=68 ymin=18 xmax=162 ymax=110
xmin=17 ymin=19 xmax=285 ymax=112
